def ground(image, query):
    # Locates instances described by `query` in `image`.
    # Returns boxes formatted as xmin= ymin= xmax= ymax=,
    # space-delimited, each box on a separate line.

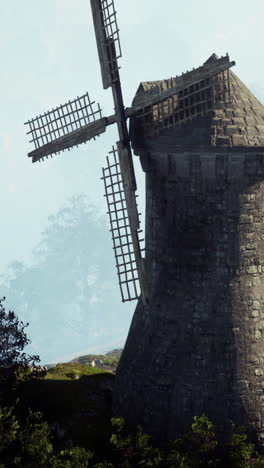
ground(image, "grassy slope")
xmin=17 ymin=363 xmax=115 ymax=449
xmin=46 ymin=362 xmax=107 ymax=380
xmin=70 ymin=348 xmax=123 ymax=371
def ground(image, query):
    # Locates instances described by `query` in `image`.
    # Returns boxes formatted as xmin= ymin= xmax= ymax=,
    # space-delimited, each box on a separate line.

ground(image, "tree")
xmin=0 ymin=296 xmax=40 ymax=385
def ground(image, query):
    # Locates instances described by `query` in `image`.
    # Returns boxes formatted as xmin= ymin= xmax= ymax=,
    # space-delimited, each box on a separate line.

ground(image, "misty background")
xmin=0 ymin=0 xmax=263 ymax=363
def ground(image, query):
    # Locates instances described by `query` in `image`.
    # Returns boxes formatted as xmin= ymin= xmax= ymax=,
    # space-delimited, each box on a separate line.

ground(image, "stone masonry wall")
xmin=113 ymin=150 xmax=264 ymax=447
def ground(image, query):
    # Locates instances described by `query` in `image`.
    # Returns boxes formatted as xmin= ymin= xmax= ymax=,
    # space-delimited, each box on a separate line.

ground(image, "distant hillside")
xmin=45 ymin=348 xmax=123 ymax=372
xmin=70 ymin=348 xmax=123 ymax=372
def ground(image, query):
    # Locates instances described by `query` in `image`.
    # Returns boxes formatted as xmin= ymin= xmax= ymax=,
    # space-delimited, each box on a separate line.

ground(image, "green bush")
xmin=50 ymin=447 xmax=93 ymax=468
xmin=0 ymin=404 xmax=93 ymax=468
xmin=166 ymin=413 xmax=219 ymax=467
xmin=225 ymin=422 xmax=264 ymax=467
xmin=0 ymin=404 xmax=20 ymax=454
xmin=1 ymin=405 xmax=264 ymax=468
xmin=109 ymin=417 xmax=163 ymax=467
xmin=0 ymin=406 xmax=53 ymax=467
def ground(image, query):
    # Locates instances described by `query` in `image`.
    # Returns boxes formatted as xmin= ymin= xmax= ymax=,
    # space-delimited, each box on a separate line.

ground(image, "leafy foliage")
xmin=50 ymin=447 xmax=94 ymax=468
xmin=0 ymin=406 xmax=52 ymax=467
xmin=225 ymin=422 xmax=264 ymax=467
xmin=109 ymin=417 xmax=163 ymax=467
xmin=0 ymin=405 xmax=93 ymax=468
xmin=0 ymin=404 xmax=20 ymax=455
xmin=0 ymin=296 xmax=41 ymax=399
xmin=1 ymin=402 xmax=264 ymax=467
xmin=166 ymin=413 xmax=219 ymax=467
xmin=0 ymin=296 xmax=39 ymax=370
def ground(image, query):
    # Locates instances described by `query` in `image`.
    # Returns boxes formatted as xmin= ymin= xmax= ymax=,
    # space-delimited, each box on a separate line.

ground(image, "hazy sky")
xmin=0 ymin=0 xmax=263 ymax=360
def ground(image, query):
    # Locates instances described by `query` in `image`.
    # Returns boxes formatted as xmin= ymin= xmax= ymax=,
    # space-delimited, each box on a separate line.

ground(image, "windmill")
xmin=25 ymin=0 xmax=234 ymax=308
xmin=24 ymin=0 xmax=264 ymax=449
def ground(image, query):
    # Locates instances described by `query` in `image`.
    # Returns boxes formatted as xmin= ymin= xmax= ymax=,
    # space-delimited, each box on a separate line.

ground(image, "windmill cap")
xmin=131 ymin=55 xmax=264 ymax=151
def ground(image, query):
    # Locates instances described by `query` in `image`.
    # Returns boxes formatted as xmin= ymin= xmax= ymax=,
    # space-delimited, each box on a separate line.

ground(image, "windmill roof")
xmin=130 ymin=54 xmax=264 ymax=152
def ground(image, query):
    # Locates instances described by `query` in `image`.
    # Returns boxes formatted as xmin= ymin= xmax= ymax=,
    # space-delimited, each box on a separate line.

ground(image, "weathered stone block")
xmin=248 ymin=355 xmax=260 ymax=364
xmin=245 ymin=117 xmax=257 ymax=126
xmin=240 ymin=214 xmax=253 ymax=224
xmin=225 ymin=109 xmax=234 ymax=118
xmin=256 ymin=125 xmax=264 ymax=133
xmin=232 ymin=117 xmax=245 ymax=125
xmin=247 ymin=265 xmax=258 ymax=274
xmin=247 ymin=243 xmax=257 ymax=250
xmin=212 ymin=118 xmax=222 ymax=125
xmin=241 ymin=194 xmax=251 ymax=202
xmin=247 ymin=127 xmax=259 ymax=137
xmin=232 ymin=134 xmax=247 ymax=146
xmin=222 ymin=118 xmax=232 ymax=125
xmin=233 ymin=110 xmax=245 ymax=118
xmin=216 ymin=136 xmax=230 ymax=145
xmin=214 ymin=110 xmax=224 ymax=118
xmin=225 ymin=125 xmax=238 ymax=135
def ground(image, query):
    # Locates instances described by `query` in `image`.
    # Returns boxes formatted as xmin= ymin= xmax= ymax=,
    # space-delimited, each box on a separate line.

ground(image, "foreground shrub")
xmin=50 ymin=447 xmax=93 ymax=468
xmin=1 ymin=401 xmax=264 ymax=467
xmin=109 ymin=417 xmax=164 ymax=467
xmin=225 ymin=422 xmax=264 ymax=467
xmin=0 ymin=405 xmax=92 ymax=468
xmin=165 ymin=414 xmax=219 ymax=467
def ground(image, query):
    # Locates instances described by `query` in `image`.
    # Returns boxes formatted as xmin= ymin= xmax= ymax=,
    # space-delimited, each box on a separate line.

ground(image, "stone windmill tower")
xmin=113 ymin=55 xmax=264 ymax=445
xmin=23 ymin=0 xmax=264 ymax=446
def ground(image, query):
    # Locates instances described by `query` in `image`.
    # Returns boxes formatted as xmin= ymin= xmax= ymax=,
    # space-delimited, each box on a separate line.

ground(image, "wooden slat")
xmin=128 ymin=56 xmax=235 ymax=114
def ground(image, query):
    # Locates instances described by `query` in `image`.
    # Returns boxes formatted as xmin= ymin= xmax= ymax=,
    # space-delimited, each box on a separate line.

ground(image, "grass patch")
xmin=16 ymin=364 xmax=115 ymax=449
xmin=45 ymin=362 xmax=108 ymax=381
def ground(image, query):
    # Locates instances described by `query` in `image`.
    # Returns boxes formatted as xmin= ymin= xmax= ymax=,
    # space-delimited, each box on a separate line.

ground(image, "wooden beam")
xmin=28 ymin=116 xmax=116 ymax=162
xmin=90 ymin=0 xmax=113 ymax=89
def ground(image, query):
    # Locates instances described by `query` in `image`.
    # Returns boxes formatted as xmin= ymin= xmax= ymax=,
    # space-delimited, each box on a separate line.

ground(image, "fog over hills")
xmin=0 ymin=195 xmax=134 ymax=364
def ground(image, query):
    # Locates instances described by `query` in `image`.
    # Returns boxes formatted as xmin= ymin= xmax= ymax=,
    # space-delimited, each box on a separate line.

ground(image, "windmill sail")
xmin=91 ymin=0 xmax=148 ymax=303
xmin=102 ymin=146 xmax=146 ymax=302
xmin=90 ymin=0 xmax=122 ymax=89
xmin=25 ymin=92 xmax=109 ymax=162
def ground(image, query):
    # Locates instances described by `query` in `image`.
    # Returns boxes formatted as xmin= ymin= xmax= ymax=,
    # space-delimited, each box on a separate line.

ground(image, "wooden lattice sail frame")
xmin=102 ymin=147 xmax=145 ymax=301
xmin=24 ymin=0 xmax=235 ymax=304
